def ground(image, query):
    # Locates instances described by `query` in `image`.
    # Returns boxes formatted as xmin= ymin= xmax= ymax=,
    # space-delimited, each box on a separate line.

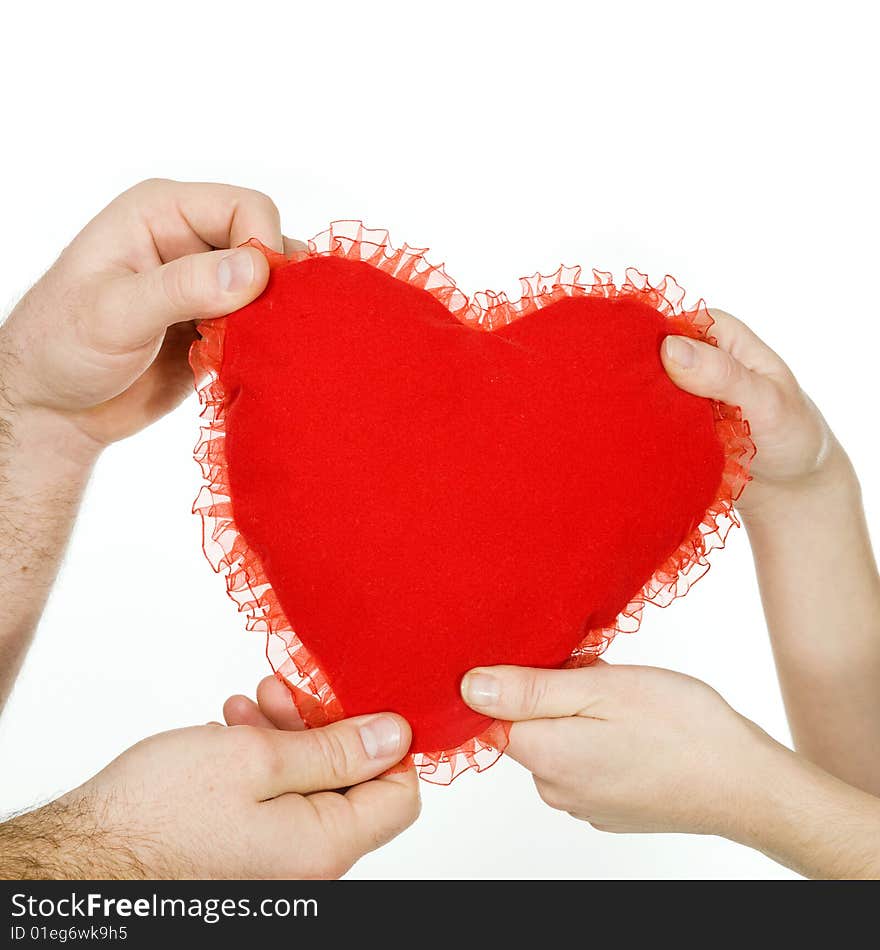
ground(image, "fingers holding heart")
xmin=222 ymin=692 xmax=275 ymax=729
xmin=257 ymin=675 xmax=308 ymax=731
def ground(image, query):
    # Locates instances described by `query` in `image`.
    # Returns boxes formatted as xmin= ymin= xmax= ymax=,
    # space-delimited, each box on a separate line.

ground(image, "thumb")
xmin=461 ymin=665 xmax=608 ymax=721
xmin=94 ymin=245 xmax=270 ymax=349
xmin=258 ymin=713 xmax=412 ymax=798
xmin=661 ymin=334 xmax=767 ymax=413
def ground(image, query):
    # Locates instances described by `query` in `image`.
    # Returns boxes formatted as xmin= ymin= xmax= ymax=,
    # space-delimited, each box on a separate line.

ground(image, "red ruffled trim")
xmin=191 ymin=221 xmax=754 ymax=785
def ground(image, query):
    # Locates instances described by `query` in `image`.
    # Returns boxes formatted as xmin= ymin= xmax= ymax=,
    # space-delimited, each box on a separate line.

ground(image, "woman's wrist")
xmin=739 ymin=440 xmax=859 ymax=532
xmin=723 ymin=733 xmax=880 ymax=878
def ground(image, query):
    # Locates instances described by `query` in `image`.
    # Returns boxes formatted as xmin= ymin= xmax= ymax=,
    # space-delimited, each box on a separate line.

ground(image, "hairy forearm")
xmin=0 ymin=796 xmax=162 ymax=880
xmin=0 ymin=350 xmax=97 ymax=709
xmin=734 ymin=741 xmax=880 ymax=879
xmin=744 ymin=446 xmax=880 ymax=794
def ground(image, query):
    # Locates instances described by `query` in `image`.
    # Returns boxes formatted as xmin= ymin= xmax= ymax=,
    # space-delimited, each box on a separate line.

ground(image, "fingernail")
xmin=217 ymin=249 xmax=255 ymax=293
xmin=664 ymin=336 xmax=697 ymax=369
xmin=359 ymin=716 xmax=402 ymax=759
xmin=462 ymin=672 xmax=500 ymax=707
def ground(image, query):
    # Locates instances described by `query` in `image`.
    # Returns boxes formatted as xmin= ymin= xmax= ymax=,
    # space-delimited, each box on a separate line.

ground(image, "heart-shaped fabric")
xmin=191 ymin=222 xmax=753 ymax=784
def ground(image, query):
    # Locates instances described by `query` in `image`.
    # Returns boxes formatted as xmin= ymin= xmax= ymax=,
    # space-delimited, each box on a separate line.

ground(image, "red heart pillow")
xmin=191 ymin=222 xmax=753 ymax=784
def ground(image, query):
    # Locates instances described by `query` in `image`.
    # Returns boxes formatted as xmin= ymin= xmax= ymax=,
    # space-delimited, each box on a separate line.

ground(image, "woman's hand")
xmin=458 ymin=662 xmax=880 ymax=878
xmin=662 ymin=310 xmax=838 ymax=518
xmin=460 ymin=661 xmax=781 ymax=837
xmin=1 ymin=709 xmax=419 ymax=880
xmin=0 ymin=178 xmax=304 ymax=462
xmin=664 ymin=309 xmax=880 ymax=795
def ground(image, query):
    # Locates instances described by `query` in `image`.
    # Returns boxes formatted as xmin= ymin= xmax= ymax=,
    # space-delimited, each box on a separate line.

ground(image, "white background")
xmin=0 ymin=1 xmax=877 ymax=879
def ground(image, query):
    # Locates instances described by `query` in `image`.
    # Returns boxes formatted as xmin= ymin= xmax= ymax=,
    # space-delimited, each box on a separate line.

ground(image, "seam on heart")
xmin=190 ymin=220 xmax=755 ymax=786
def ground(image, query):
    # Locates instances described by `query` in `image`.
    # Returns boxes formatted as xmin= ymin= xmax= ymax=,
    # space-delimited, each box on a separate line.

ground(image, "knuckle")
xmin=520 ymin=673 xmax=549 ymax=719
xmin=683 ymin=670 xmax=714 ymax=697
xmin=221 ymin=723 xmax=255 ymax=754
xmin=589 ymin=821 xmax=615 ymax=834
xmin=760 ymin=383 xmax=788 ymax=429
xmin=514 ymin=731 xmax=555 ymax=777
xmin=317 ymin=853 xmax=350 ymax=880
xmin=230 ymin=726 xmax=283 ymax=779
xmin=534 ymin=777 xmax=568 ymax=812
xmin=710 ymin=351 xmax=738 ymax=390
xmin=160 ymin=260 xmax=201 ymax=312
xmin=669 ymin=672 xmax=725 ymax=720
xmin=309 ymin=808 xmax=354 ymax=878
xmin=312 ymin=728 xmax=358 ymax=785
xmin=508 ymin=721 xmax=549 ymax=772
xmin=406 ymin=788 xmax=423 ymax=824
xmin=130 ymin=177 xmax=171 ymax=197
xmin=305 ymin=850 xmax=342 ymax=881
xmin=258 ymin=741 xmax=287 ymax=783
xmin=385 ymin=785 xmax=422 ymax=837
xmin=296 ymin=848 xmax=342 ymax=880
xmin=244 ymin=187 xmax=281 ymax=220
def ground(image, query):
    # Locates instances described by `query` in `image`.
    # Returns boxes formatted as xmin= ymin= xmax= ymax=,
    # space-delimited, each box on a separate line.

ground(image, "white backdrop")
xmin=1 ymin=0 xmax=877 ymax=879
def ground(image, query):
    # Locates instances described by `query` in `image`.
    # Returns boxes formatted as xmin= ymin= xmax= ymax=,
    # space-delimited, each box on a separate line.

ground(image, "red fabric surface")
xmin=216 ymin=254 xmax=727 ymax=754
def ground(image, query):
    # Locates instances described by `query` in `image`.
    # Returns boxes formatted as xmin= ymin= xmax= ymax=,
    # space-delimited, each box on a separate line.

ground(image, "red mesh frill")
xmin=190 ymin=221 xmax=754 ymax=785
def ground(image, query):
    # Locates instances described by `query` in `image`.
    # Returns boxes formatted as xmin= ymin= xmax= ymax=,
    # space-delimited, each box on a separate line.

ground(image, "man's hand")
xmin=223 ymin=674 xmax=313 ymax=732
xmin=0 ymin=712 xmax=419 ymax=879
xmin=0 ymin=177 xmax=303 ymax=455
xmin=0 ymin=180 xmax=302 ymax=708
xmin=0 ymin=179 xmax=421 ymax=883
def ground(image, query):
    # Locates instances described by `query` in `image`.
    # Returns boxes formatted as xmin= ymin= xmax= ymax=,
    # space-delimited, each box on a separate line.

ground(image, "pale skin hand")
xmin=449 ymin=314 xmax=880 ymax=877
xmin=662 ymin=311 xmax=832 ymax=517
xmin=230 ymin=310 xmax=880 ymax=878
xmin=662 ymin=314 xmax=880 ymax=793
xmin=460 ymin=663 xmax=880 ymax=879
xmin=0 ymin=711 xmax=419 ymax=879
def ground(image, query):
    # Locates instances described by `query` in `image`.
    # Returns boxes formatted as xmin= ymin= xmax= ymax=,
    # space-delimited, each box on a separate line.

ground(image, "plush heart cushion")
xmin=191 ymin=223 xmax=752 ymax=782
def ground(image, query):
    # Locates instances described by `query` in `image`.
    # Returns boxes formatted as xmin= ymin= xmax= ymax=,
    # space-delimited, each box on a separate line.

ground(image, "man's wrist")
xmin=0 ymin=400 xmax=101 ymax=484
xmin=0 ymin=334 xmax=103 ymax=476
xmin=0 ymin=797 xmax=148 ymax=880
